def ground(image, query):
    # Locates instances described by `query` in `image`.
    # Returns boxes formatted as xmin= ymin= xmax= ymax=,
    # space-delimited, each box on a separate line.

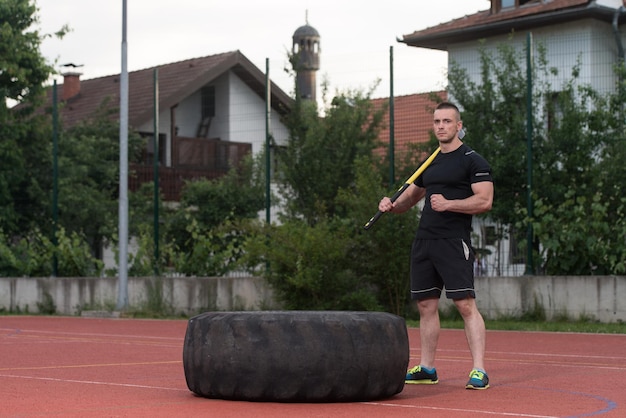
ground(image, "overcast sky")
xmin=36 ymin=0 xmax=489 ymax=101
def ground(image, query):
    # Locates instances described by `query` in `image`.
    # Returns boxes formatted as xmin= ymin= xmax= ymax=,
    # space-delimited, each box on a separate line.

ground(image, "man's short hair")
xmin=435 ymin=101 xmax=460 ymax=113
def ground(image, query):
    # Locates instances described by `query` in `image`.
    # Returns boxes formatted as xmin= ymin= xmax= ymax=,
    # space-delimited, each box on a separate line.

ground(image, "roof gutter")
xmin=400 ymin=3 xmax=626 ymax=51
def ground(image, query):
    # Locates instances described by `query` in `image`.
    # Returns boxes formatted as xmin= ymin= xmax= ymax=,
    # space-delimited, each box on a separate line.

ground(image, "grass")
xmin=3 ymin=302 xmax=625 ymax=334
xmin=403 ymin=302 xmax=626 ymax=334
xmin=405 ymin=318 xmax=626 ymax=334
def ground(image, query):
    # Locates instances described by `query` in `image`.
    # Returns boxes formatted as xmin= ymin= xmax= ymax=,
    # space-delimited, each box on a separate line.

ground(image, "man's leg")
xmin=454 ymin=297 xmax=485 ymax=371
xmin=417 ymin=297 xmax=440 ymax=368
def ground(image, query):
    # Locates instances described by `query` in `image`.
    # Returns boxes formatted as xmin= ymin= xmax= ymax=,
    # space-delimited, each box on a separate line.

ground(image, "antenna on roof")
xmin=305 ymin=9 xmax=308 ymax=24
xmin=61 ymin=63 xmax=84 ymax=68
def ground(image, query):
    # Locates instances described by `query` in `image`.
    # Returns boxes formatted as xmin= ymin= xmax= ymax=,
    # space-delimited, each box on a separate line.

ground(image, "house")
xmin=50 ymin=50 xmax=293 ymax=201
xmin=400 ymin=0 xmax=625 ymax=97
xmin=395 ymin=0 xmax=626 ymax=276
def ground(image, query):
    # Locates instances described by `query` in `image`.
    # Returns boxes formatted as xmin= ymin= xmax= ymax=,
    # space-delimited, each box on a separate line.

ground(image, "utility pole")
xmin=117 ymin=0 xmax=129 ymax=309
xmin=525 ymin=32 xmax=534 ymax=275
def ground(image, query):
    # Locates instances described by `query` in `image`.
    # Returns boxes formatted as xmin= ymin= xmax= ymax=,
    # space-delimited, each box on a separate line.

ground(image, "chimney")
xmin=61 ymin=63 xmax=83 ymax=100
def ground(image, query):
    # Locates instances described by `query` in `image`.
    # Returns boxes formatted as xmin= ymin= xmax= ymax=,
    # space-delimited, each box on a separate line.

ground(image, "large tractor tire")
xmin=183 ymin=311 xmax=409 ymax=402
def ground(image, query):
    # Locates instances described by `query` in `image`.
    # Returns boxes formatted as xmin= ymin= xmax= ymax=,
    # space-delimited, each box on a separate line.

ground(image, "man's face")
xmin=433 ymin=108 xmax=462 ymax=144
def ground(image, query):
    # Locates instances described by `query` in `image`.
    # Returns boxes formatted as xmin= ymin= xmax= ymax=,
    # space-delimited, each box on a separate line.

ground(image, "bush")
xmin=242 ymin=219 xmax=382 ymax=311
xmin=0 ymin=228 xmax=102 ymax=277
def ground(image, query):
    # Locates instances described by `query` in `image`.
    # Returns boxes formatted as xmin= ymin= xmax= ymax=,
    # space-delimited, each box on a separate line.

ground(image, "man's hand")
xmin=430 ymin=193 xmax=449 ymax=212
xmin=429 ymin=182 xmax=493 ymax=215
xmin=378 ymin=197 xmax=394 ymax=213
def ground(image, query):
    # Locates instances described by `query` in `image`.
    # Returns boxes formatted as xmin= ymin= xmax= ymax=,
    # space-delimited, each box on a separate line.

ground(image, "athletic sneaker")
xmin=405 ymin=365 xmax=438 ymax=384
xmin=465 ymin=369 xmax=489 ymax=390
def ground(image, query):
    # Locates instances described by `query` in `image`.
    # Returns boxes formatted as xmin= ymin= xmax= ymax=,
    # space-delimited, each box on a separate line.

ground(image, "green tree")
xmin=0 ymin=0 xmax=68 ymax=237
xmin=240 ymin=153 xmax=422 ymax=315
xmin=243 ymin=217 xmax=383 ymax=311
xmin=277 ymin=88 xmax=386 ymax=224
xmin=58 ymin=101 xmax=144 ymax=259
xmin=448 ymin=37 xmax=626 ymax=274
xmin=239 ymin=86 xmax=429 ymax=314
xmin=336 ymin=156 xmax=420 ymax=315
xmin=126 ymin=153 xmax=267 ymax=276
xmin=526 ymin=60 xmax=626 ymax=274
xmin=448 ymin=41 xmax=536 ymax=228
xmin=529 ymin=189 xmax=626 ymax=275
xmin=0 ymin=227 xmax=102 ymax=277
xmin=166 ymin=153 xmax=265 ymax=248
xmin=0 ymin=0 xmax=64 ymax=105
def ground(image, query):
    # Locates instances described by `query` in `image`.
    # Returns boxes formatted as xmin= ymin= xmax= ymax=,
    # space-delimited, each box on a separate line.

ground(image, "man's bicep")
xmin=471 ymin=181 xmax=494 ymax=211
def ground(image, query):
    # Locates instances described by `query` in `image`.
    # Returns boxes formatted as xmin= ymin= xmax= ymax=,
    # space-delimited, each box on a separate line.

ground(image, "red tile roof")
xmin=46 ymin=51 xmax=293 ymax=130
xmin=372 ymin=91 xmax=446 ymax=157
xmin=400 ymin=0 xmax=626 ymax=50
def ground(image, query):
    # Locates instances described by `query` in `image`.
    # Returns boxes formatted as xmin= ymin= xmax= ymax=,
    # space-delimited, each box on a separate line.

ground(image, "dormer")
xmin=493 ymin=0 xmax=543 ymax=13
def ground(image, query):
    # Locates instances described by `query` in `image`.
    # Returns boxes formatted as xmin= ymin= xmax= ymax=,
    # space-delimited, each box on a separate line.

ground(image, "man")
xmin=378 ymin=101 xmax=493 ymax=390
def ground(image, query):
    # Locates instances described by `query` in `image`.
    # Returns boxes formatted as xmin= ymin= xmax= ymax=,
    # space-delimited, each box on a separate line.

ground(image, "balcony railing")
xmin=129 ymin=136 xmax=252 ymax=201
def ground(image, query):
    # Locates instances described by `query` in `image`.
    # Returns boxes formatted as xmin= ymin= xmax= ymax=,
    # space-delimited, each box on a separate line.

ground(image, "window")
xmin=501 ymin=0 xmax=515 ymax=8
xmin=484 ymin=226 xmax=497 ymax=246
xmin=201 ymin=86 xmax=215 ymax=119
xmin=546 ymin=92 xmax=564 ymax=132
xmin=508 ymin=227 xmax=526 ymax=264
xmin=270 ymin=145 xmax=286 ymax=182
xmin=139 ymin=132 xmax=166 ymax=166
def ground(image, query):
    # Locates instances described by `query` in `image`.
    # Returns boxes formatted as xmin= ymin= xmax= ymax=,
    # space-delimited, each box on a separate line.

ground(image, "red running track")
xmin=0 ymin=315 xmax=624 ymax=417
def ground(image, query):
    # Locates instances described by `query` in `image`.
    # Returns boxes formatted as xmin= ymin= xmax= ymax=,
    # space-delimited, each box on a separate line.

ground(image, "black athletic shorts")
xmin=409 ymin=238 xmax=476 ymax=301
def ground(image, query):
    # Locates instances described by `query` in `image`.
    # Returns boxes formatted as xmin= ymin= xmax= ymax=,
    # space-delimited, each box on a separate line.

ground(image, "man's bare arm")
xmin=429 ymin=181 xmax=493 ymax=214
xmin=379 ymin=183 xmax=426 ymax=214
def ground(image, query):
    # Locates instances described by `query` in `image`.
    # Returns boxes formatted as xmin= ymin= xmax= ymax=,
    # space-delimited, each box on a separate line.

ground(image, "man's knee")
xmin=453 ymin=297 xmax=478 ymax=317
xmin=417 ymin=298 xmax=439 ymax=315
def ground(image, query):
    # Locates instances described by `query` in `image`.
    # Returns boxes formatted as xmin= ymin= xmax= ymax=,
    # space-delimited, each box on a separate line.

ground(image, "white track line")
xmin=406 ymin=355 xmax=626 ymax=371
xmin=0 ymin=373 xmax=188 ymax=392
xmin=0 ymin=327 xmax=182 ymax=341
xmin=362 ymin=401 xmax=559 ymax=418
xmin=408 ymin=348 xmax=626 ymax=361
xmin=1 ymin=373 xmax=560 ymax=417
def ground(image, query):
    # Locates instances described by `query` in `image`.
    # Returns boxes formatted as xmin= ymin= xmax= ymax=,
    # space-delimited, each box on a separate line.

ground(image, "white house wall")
xmin=448 ymin=19 xmax=622 ymax=98
xmin=136 ymin=70 xmax=290 ymax=166
xmin=224 ymin=71 xmax=290 ymax=152
xmin=168 ymin=71 xmax=290 ymax=152
xmin=596 ymin=0 xmax=624 ymax=8
xmin=269 ymin=108 xmax=289 ymax=147
xmin=166 ymin=73 xmax=230 ymax=142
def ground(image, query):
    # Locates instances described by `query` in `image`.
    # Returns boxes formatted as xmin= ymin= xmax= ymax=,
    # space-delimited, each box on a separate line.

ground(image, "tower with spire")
xmin=291 ymin=11 xmax=320 ymax=101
